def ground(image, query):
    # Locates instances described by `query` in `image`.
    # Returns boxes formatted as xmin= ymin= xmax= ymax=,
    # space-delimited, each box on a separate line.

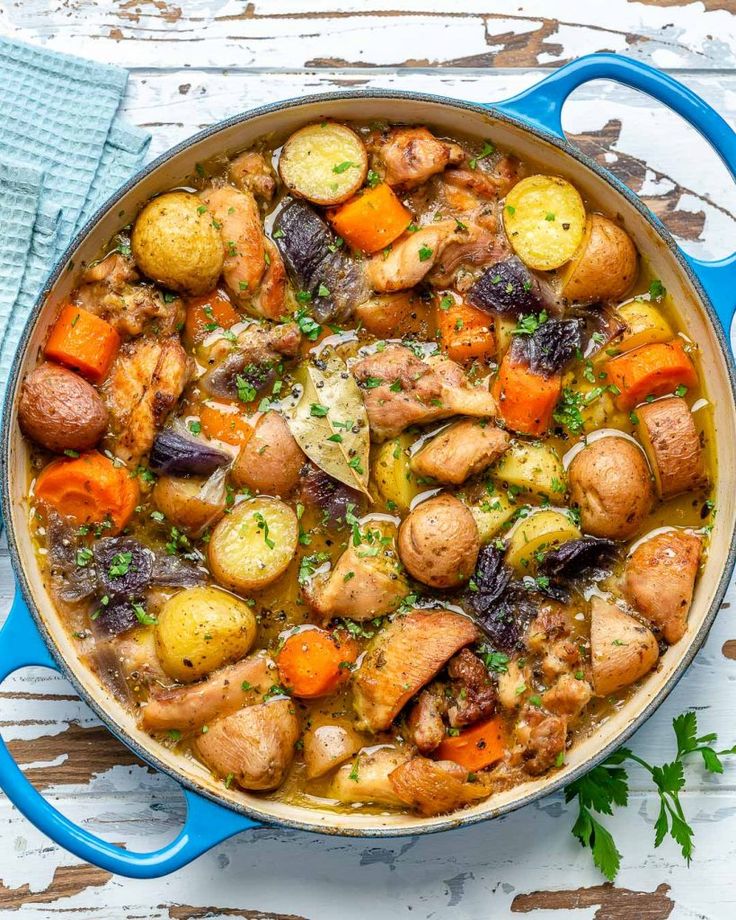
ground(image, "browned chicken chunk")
xmin=407 ymin=687 xmax=447 ymax=754
xmin=352 ymin=609 xmax=479 ymax=732
xmin=542 ymin=674 xmax=592 ymax=720
xmin=446 ymin=648 xmax=497 ymax=728
xmin=372 ymin=127 xmax=464 ymax=190
xmin=352 ymin=345 xmax=497 ymax=441
xmin=517 ymin=707 xmax=567 ymax=776
xmin=228 ymin=149 xmax=277 ymax=202
xmin=141 ymin=655 xmax=277 ymax=735
xmin=195 ymin=698 xmax=299 ymax=791
xmin=389 ymin=756 xmax=487 ymax=816
xmin=444 ymin=154 xmax=520 ymax=201
xmin=623 ymin=530 xmax=702 ymax=644
xmin=104 ymin=335 xmax=191 ymax=465
xmin=410 ymin=419 xmax=509 ymax=485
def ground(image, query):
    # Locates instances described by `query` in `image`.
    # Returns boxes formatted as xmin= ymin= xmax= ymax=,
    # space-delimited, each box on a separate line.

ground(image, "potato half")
xmin=208 ymin=496 xmax=298 ymax=594
xmin=505 ymin=510 xmax=580 ymax=573
xmin=278 ymin=122 xmax=368 ymax=206
xmin=503 ymin=175 xmax=586 ymax=271
xmin=561 ymin=214 xmax=638 ymax=304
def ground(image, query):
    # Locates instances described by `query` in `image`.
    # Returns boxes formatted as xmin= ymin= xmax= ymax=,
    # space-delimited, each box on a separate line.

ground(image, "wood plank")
xmin=2 ymin=0 xmax=736 ymax=71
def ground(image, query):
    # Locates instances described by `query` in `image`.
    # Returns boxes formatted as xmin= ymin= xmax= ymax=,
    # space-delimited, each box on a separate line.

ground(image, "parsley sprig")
xmin=565 ymin=711 xmax=736 ymax=881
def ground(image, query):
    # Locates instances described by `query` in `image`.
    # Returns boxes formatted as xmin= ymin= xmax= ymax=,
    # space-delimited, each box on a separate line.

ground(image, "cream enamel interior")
xmin=4 ymin=95 xmax=735 ymax=836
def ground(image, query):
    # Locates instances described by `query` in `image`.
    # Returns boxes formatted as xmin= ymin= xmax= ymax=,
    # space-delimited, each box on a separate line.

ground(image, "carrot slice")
xmin=277 ymin=628 xmax=358 ymax=698
xmin=199 ymin=403 xmax=253 ymax=446
xmin=436 ymin=298 xmax=495 ymax=364
xmin=492 ymin=354 xmax=561 ymax=436
xmin=329 ymin=183 xmax=411 ymax=253
xmin=605 ymin=339 xmax=698 ymax=411
xmin=434 ymin=716 xmax=506 ymax=772
xmin=34 ymin=451 xmax=139 ymax=534
xmin=45 ymin=305 xmax=120 ymax=383
xmin=184 ymin=291 xmax=239 ymax=345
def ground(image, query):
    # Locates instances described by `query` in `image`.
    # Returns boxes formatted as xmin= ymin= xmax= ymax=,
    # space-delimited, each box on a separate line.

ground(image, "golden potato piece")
xmin=131 ymin=191 xmax=224 ymax=295
xmin=616 ymin=298 xmax=673 ymax=353
xmin=637 ymin=397 xmax=707 ymax=499
xmin=561 ymin=214 xmax=638 ymax=304
xmin=153 ymin=472 xmax=226 ymax=537
xmin=493 ymin=440 xmax=565 ymax=500
xmin=590 ymin=596 xmax=659 ymax=696
xmin=155 ymin=586 xmax=257 ymax=683
xmin=372 ymin=432 xmax=422 ymax=513
xmin=208 ymin=496 xmax=298 ymax=594
xmin=279 ymin=122 xmax=368 ymax=206
xmin=503 ymin=175 xmax=586 ymax=270
xmin=398 ymin=493 xmax=480 ymax=588
xmin=505 ymin=510 xmax=580 ymax=574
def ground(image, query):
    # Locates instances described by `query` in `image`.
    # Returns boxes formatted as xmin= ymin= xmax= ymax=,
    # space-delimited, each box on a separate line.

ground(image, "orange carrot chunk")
xmin=184 ymin=291 xmax=240 ymax=345
xmin=492 ymin=354 xmax=561 ymax=436
xmin=34 ymin=451 xmax=139 ymax=534
xmin=435 ymin=716 xmax=507 ymax=772
xmin=436 ymin=298 xmax=495 ymax=364
xmin=199 ymin=403 xmax=254 ymax=446
xmin=277 ymin=628 xmax=358 ymax=698
xmin=45 ymin=305 xmax=120 ymax=383
xmin=329 ymin=183 xmax=411 ymax=254
xmin=605 ymin=339 xmax=698 ymax=411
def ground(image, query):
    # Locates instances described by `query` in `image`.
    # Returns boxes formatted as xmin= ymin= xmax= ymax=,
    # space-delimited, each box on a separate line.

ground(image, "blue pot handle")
xmin=0 ymin=589 xmax=261 ymax=878
xmin=495 ymin=52 xmax=736 ymax=342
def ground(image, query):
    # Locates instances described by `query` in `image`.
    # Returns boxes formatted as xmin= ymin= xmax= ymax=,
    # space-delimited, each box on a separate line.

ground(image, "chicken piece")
xmin=141 ymin=655 xmax=276 ymax=735
xmin=542 ymin=674 xmax=592 ymax=720
xmin=104 ymin=335 xmax=191 ymax=465
xmin=372 ymin=127 xmax=464 ymax=190
xmin=389 ymin=757 xmax=487 ymax=816
xmin=195 ymin=699 xmax=299 ymax=791
xmin=526 ymin=606 xmax=582 ymax=683
xmin=365 ymin=221 xmax=457 ymax=292
xmin=426 ymin=222 xmax=508 ymax=290
xmin=330 ymin=747 xmax=410 ymax=808
xmin=308 ymin=524 xmax=408 ymax=622
xmin=352 ymin=345 xmax=497 ymax=441
xmin=517 ymin=707 xmax=567 ymax=776
xmin=352 ymin=609 xmax=479 ymax=732
xmin=497 ymin=659 xmax=532 ymax=710
xmin=407 ymin=687 xmax=447 ymax=754
xmin=410 ymin=419 xmax=509 ymax=485
xmin=199 ymin=184 xmax=266 ymax=307
xmin=446 ymin=648 xmax=497 ymax=728
xmin=113 ymin=628 xmax=168 ymax=688
xmin=623 ymin=530 xmax=702 ymax=645
xmin=251 ymin=238 xmax=287 ymax=320
xmin=303 ymin=724 xmax=363 ymax=780
xmin=228 ymin=149 xmax=277 ymax=202
xmin=201 ymin=320 xmax=302 ymax=399
xmin=540 ymin=639 xmax=582 ymax=684
xmin=75 ymin=252 xmax=184 ymax=337
xmin=444 ymin=155 xmax=520 ymax=201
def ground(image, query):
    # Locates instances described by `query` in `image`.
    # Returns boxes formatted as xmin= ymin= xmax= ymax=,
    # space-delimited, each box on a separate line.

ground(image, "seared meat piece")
xmin=308 ymin=524 xmax=408 ymax=622
xmin=194 ymin=698 xmax=299 ymax=791
xmin=141 ymin=655 xmax=276 ymax=734
xmin=389 ymin=756 xmax=487 ymax=816
xmin=407 ymin=687 xmax=446 ymax=754
xmin=76 ymin=252 xmax=184 ymax=337
xmin=372 ymin=127 xmax=464 ymax=190
xmin=623 ymin=530 xmax=702 ymax=645
xmin=446 ymin=648 xmax=497 ymax=728
xmin=200 ymin=321 xmax=301 ymax=399
xmin=518 ymin=707 xmax=567 ymax=776
xmin=444 ymin=155 xmax=520 ymax=201
xmin=526 ymin=606 xmax=581 ymax=683
xmin=352 ymin=345 xmax=497 ymax=441
xmin=104 ymin=336 xmax=191 ymax=465
xmin=228 ymin=150 xmax=277 ymax=202
xmin=542 ymin=674 xmax=592 ymax=720
xmin=410 ymin=418 xmax=509 ymax=485
xmin=365 ymin=221 xmax=457 ymax=293
xmin=427 ymin=222 xmax=508 ymax=290
xmin=352 ymin=609 xmax=479 ymax=732
xmin=330 ymin=747 xmax=410 ymax=808
xmin=199 ymin=185 xmax=266 ymax=307
xmin=251 ymin=238 xmax=287 ymax=320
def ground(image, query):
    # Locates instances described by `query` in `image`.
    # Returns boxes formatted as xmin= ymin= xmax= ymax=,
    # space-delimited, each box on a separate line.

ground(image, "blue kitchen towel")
xmin=0 ymin=37 xmax=151 ymax=391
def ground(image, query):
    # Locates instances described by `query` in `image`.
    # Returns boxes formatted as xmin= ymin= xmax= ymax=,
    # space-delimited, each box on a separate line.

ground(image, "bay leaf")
xmin=285 ymin=353 xmax=371 ymax=496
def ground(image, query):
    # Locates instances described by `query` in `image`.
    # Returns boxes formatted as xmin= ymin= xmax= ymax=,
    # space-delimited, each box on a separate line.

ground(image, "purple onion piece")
xmin=149 ymin=428 xmax=230 ymax=476
xmin=299 ymin=465 xmax=364 ymax=523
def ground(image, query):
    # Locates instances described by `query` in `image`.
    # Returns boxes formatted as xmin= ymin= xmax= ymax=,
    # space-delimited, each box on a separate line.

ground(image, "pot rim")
xmin=3 ymin=87 xmax=735 ymax=839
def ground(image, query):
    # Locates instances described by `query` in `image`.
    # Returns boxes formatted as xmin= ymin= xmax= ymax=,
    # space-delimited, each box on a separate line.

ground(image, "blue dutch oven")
xmin=2 ymin=53 xmax=736 ymax=878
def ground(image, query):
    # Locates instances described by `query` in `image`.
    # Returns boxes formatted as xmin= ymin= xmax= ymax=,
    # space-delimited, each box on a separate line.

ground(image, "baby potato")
xmin=637 ymin=397 xmax=707 ymax=499
xmin=131 ymin=191 xmax=224 ymax=295
xmin=493 ymin=441 xmax=565 ymax=500
xmin=505 ymin=510 xmax=581 ymax=573
xmin=373 ymin=432 xmax=422 ymax=513
xmin=616 ymin=297 xmax=673 ymax=353
xmin=568 ymin=436 xmax=653 ymax=540
xmin=278 ymin=122 xmax=368 ymax=206
xmin=18 ymin=362 xmax=108 ymax=453
xmin=462 ymin=491 xmax=517 ymax=544
xmin=153 ymin=472 xmax=227 ymax=537
xmin=398 ymin=493 xmax=480 ymax=588
xmin=155 ymin=585 xmax=257 ymax=682
xmin=231 ymin=411 xmax=305 ymax=497
xmin=208 ymin=496 xmax=298 ymax=594
xmin=503 ymin=175 xmax=586 ymax=271
xmin=561 ymin=214 xmax=638 ymax=304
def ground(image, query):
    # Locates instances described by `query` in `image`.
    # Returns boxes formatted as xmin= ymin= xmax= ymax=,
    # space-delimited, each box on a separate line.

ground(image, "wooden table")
xmin=1 ymin=1 xmax=736 ymax=917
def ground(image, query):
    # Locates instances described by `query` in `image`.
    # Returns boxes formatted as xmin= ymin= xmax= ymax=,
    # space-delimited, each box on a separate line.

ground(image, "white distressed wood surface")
xmin=1 ymin=1 xmax=736 ymax=917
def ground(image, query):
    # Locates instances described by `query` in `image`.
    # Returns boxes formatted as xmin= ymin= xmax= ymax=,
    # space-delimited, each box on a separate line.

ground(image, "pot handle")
xmin=495 ymin=52 xmax=736 ymax=341
xmin=0 ymin=589 xmax=261 ymax=878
